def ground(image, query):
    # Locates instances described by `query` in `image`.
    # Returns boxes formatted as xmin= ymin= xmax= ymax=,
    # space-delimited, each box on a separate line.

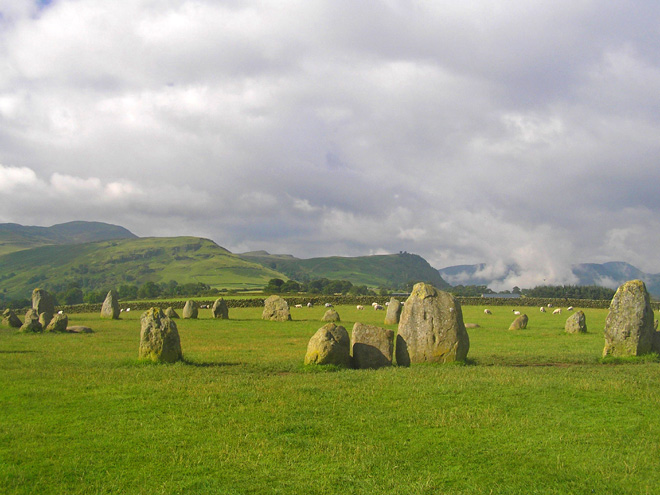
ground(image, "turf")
xmin=1 ymin=305 xmax=660 ymax=494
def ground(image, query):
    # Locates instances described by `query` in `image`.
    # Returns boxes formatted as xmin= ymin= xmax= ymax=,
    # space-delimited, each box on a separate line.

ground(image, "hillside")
xmin=239 ymin=251 xmax=450 ymax=289
xmin=0 ymin=221 xmax=137 ymax=255
xmin=0 ymin=236 xmax=285 ymax=299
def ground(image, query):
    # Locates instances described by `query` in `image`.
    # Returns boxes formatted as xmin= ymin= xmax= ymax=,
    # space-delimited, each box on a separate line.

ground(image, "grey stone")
xmin=212 ymin=298 xmax=229 ymax=319
xmin=19 ymin=309 xmax=42 ymax=333
xmin=138 ymin=308 xmax=183 ymax=363
xmin=164 ymin=307 xmax=180 ymax=319
xmin=100 ymin=290 xmax=120 ymax=319
xmin=262 ymin=295 xmax=291 ymax=321
xmin=321 ymin=309 xmax=340 ymax=322
xmin=395 ymin=283 xmax=469 ymax=366
xmin=46 ymin=313 xmax=69 ymax=332
xmin=304 ymin=323 xmax=350 ymax=367
xmin=67 ymin=326 xmax=94 ymax=334
xmin=2 ymin=309 xmax=22 ymax=328
xmin=38 ymin=312 xmax=52 ymax=328
xmin=384 ymin=298 xmax=402 ymax=325
xmin=565 ymin=311 xmax=587 ymax=334
xmin=351 ymin=322 xmax=394 ymax=369
xmin=603 ymin=280 xmax=655 ymax=357
xmin=32 ymin=288 xmax=55 ymax=317
xmin=509 ymin=314 xmax=529 ymax=330
xmin=182 ymin=300 xmax=198 ymax=319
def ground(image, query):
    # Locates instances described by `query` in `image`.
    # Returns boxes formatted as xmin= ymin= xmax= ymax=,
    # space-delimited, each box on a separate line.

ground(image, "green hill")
xmin=0 ymin=221 xmax=137 ymax=256
xmin=239 ymin=251 xmax=450 ymax=289
xmin=0 ymin=237 xmax=285 ymax=299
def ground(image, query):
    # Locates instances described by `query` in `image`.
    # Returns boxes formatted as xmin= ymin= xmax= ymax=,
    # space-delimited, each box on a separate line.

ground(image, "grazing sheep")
xmin=540 ymin=307 xmax=546 ymax=313
xmin=126 ymin=308 xmax=131 ymax=312
xmin=357 ymin=305 xmax=364 ymax=310
xmin=547 ymin=303 xmax=553 ymax=308
xmin=374 ymin=304 xmax=384 ymax=310
xmin=567 ymin=306 xmax=574 ymax=311
xmin=307 ymin=302 xmax=313 ymax=308
xmin=324 ymin=303 xmax=333 ymax=308
xmin=484 ymin=309 xmax=492 ymax=315
xmin=513 ymin=310 xmax=521 ymax=315
xmin=553 ymin=308 xmax=562 ymax=314
xmin=295 ymin=304 xmax=303 ymax=308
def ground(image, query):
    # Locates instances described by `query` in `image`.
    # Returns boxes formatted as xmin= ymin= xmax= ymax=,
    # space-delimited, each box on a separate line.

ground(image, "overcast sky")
xmin=1 ymin=0 xmax=660 ymax=288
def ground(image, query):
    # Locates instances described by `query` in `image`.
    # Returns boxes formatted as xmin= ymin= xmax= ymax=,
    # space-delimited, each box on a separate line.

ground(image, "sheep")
xmin=324 ymin=303 xmax=333 ymax=308
xmin=484 ymin=309 xmax=492 ymax=315
xmin=567 ymin=306 xmax=574 ymax=311
xmin=547 ymin=303 xmax=553 ymax=308
xmin=58 ymin=310 xmax=64 ymax=314
xmin=540 ymin=307 xmax=546 ymax=313
xmin=357 ymin=305 xmax=364 ymax=310
xmin=307 ymin=302 xmax=313 ymax=308
xmin=513 ymin=310 xmax=521 ymax=315
xmin=372 ymin=302 xmax=378 ymax=307
xmin=294 ymin=304 xmax=303 ymax=308
xmin=374 ymin=304 xmax=384 ymax=310
xmin=553 ymin=308 xmax=562 ymax=315
xmin=126 ymin=308 xmax=131 ymax=312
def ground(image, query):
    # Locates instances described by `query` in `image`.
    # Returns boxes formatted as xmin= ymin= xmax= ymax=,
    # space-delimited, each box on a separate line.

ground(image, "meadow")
xmin=2 ymin=304 xmax=660 ymax=494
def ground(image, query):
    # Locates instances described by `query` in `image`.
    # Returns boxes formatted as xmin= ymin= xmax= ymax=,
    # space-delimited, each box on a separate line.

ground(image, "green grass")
xmin=2 ymin=305 xmax=660 ymax=494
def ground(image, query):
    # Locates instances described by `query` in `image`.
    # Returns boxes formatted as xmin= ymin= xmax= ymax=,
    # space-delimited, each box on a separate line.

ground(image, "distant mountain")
xmin=0 ymin=236 xmax=285 ymax=299
xmin=239 ymin=251 xmax=450 ymax=289
xmin=0 ymin=221 xmax=137 ymax=255
xmin=438 ymin=261 xmax=660 ymax=297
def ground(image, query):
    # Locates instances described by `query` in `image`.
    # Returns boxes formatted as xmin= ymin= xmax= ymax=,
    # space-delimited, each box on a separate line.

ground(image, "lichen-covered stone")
xmin=351 ymin=322 xmax=394 ymax=369
xmin=182 ymin=300 xmax=198 ymax=319
xmin=262 ymin=295 xmax=291 ymax=321
xmin=565 ymin=311 xmax=587 ymax=334
xmin=138 ymin=308 xmax=183 ymax=363
xmin=304 ymin=323 xmax=350 ymax=367
xmin=19 ymin=309 xmax=43 ymax=333
xmin=396 ymin=283 xmax=469 ymax=366
xmin=32 ymin=288 xmax=55 ymax=317
xmin=164 ymin=307 xmax=180 ymax=319
xmin=603 ymin=280 xmax=655 ymax=357
xmin=2 ymin=309 xmax=22 ymax=328
xmin=321 ymin=309 xmax=340 ymax=322
xmin=212 ymin=298 xmax=229 ymax=319
xmin=100 ymin=290 xmax=120 ymax=319
xmin=384 ymin=298 xmax=402 ymax=325
xmin=46 ymin=313 xmax=69 ymax=332
xmin=509 ymin=314 xmax=528 ymax=330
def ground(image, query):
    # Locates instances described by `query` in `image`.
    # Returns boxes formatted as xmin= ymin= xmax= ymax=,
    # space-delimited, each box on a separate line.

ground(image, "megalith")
xmin=182 ymin=300 xmax=198 ymax=319
xmin=351 ymin=322 xmax=394 ymax=369
xmin=46 ymin=313 xmax=69 ymax=332
xmin=19 ymin=309 xmax=42 ymax=333
xmin=565 ymin=311 xmax=587 ymax=334
xmin=384 ymin=298 xmax=402 ymax=325
xmin=262 ymin=295 xmax=291 ymax=321
xmin=321 ymin=309 xmax=340 ymax=322
xmin=32 ymin=288 xmax=54 ymax=324
xmin=100 ymin=290 xmax=120 ymax=319
xmin=603 ymin=280 xmax=656 ymax=357
xmin=304 ymin=323 xmax=351 ymax=367
xmin=395 ymin=282 xmax=469 ymax=366
xmin=138 ymin=308 xmax=183 ymax=363
xmin=509 ymin=314 xmax=529 ymax=330
xmin=212 ymin=298 xmax=229 ymax=319
xmin=2 ymin=309 xmax=22 ymax=328
xmin=164 ymin=307 xmax=180 ymax=319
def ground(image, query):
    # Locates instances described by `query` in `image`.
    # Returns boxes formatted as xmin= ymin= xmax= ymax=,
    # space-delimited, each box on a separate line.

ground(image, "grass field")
xmin=2 ymin=304 xmax=660 ymax=494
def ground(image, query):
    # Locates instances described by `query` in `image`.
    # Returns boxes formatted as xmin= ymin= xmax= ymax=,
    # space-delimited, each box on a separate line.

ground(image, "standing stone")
xmin=19 ymin=309 xmax=42 ymax=333
xmin=32 ymin=288 xmax=54 ymax=326
xmin=395 ymin=282 xmax=469 ymax=366
xmin=46 ymin=313 xmax=69 ymax=332
xmin=212 ymin=298 xmax=229 ymax=319
xmin=509 ymin=314 xmax=529 ymax=330
xmin=565 ymin=311 xmax=587 ymax=334
xmin=164 ymin=307 xmax=180 ymax=319
xmin=603 ymin=280 xmax=655 ymax=357
xmin=321 ymin=309 xmax=340 ymax=322
xmin=262 ymin=295 xmax=291 ymax=321
xmin=138 ymin=308 xmax=183 ymax=363
xmin=2 ymin=309 xmax=22 ymax=328
xmin=100 ymin=290 xmax=120 ymax=319
xmin=182 ymin=300 xmax=198 ymax=319
xmin=352 ymin=322 xmax=394 ymax=369
xmin=384 ymin=298 xmax=402 ymax=325
xmin=38 ymin=312 xmax=52 ymax=328
xmin=304 ymin=323 xmax=351 ymax=367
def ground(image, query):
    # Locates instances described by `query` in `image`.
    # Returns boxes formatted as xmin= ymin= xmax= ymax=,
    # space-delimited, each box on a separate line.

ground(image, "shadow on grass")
xmin=0 ymin=350 xmax=38 ymax=354
xmin=182 ymin=358 xmax=241 ymax=368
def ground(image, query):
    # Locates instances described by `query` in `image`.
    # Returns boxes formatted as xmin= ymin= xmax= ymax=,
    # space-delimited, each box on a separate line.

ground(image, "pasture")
xmin=2 ymin=304 xmax=660 ymax=494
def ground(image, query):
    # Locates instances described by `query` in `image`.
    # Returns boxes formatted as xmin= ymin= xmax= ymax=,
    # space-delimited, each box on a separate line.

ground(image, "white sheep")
xmin=374 ymin=304 xmax=384 ymax=310
xmin=307 ymin=302 xmax=313 ymax=308
xmin=567 ymin=306 xmax=574 ymax=311
xmin=126 ymin=308 xmax=131 ymax=312
xmin=325 ymin=303 xmax=333 ymax=308
xmin=513 ymin=310 xmax=521 ymax=315
xmin=294 ymin=304 xmax=303 ymax=308
xmin=484 ymin=309 xmax=492 ymax=315
xmin=553 ymin=308 xmax=562 ymax=314
xmin=540 ymin=307 xmax=546 ymax=313
xmin=357 ymin=305 xmax=364 ymax=310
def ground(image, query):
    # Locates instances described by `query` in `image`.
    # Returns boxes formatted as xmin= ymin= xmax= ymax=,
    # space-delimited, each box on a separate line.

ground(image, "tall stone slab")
xmin=395 ymin=283 xmax=469 ymax=366
xmin=509 ymin=314 xmax=528 ymax=330
xmin=182 ymin=300 xmax=198 ymax=319
xmin=384 ymin=298 xmax=402 ymax=325
xmin=212 ymin=298 xmax=229 ymax=319
xmin=32 ymin=288 xmax=54 ymax=324
xmin=262 ymin=295 xmax=291 ymax=321
xmin=603 ymin=280 xmax=655 ymax=357
xmin=2 ymin=309 xmax=22 ymax=328
xmin=565 ymin=311 xmax=587 ymax=334
xmin=100 ymin=290 xmax=120 ymax=319
xmin=304 ymin=323 xmax=351 ymax=367
xmin=352 ymin=322 xmax=394 ymax=369
xmin=138 ymin=308 xmax=183 ymax=363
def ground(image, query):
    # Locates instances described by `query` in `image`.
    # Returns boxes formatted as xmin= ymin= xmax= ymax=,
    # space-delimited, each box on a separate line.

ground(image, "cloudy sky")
xmin=1 ymin=0 xmax=660 ymax=288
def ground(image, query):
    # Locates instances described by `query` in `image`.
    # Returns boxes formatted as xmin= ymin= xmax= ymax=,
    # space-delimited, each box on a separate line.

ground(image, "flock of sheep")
xmin=484 ymin=304 xmax=575 ymax=316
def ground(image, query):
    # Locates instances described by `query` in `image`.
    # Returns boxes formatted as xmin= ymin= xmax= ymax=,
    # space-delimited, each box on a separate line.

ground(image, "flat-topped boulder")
xmin=395 ymin=282 xmax=469 ymax=366
xmin=565 ymin=311 xmax=587 ymax=334
xmin=46 ymin=313 xmax=69 ymax=332
xmin=509 ymin=314 xmax=528 ymax=330
xmin=182 ymin=300 xmax=198 ymax=319
xmin=262 ymin=295 xmax=291 ymax=321
xmin=100 ymin=290 xmax=120 ymax=319
xmin=351 ymin=322 xmax=394 ymax=369
xmin=384 ymin=298 xmax=402 ymax=325
xmin=603 ymin=280 xmax=655 ymax=357
xmin=212 ymin=298 xmax=229 ymax=319
xmin=304 ymin=323 xmax=351 ymax=367
xmin=2 ymin=309 xmax=22 ymax=328
xmin=138 ymin=308 xmax=183 ymax=363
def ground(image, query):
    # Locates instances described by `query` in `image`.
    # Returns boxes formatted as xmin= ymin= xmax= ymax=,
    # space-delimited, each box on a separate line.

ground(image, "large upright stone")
xmin=32 ymin=288 xmax=54 ymax=324
xmin=164 ymin=307 xmax=180 ymax=319
xmin=565 ymin=311 xmax=587 ymax=334
xmin=384 ymin=298 xmax=402 ymax=325
xmin=100 ymin=290 xmax=120 ymax=319
xmin=321 ymin=309 xmax=340 ymax=322
xmin=182 ymin=300 xmax=198 ymax=319
xmin=2 ymin=309 xmax=22 ymax=328
xmin=603 ymin=280 xmax=655 ymax=357
xmin=262 ymin=295 xmax=291 ymax=321
xmin=138 ymin=308 xmax=183 ymax=363
xmin=509 ymin=314 xmax=528 ymax=330
xmin=352 ymin=322 xmax=394 ymax=369
xmin=395 ymin=283 xmax=469 ymax=366
xmin=304 ymin=323 xmax=351 ymax=367
xmin=212 ymin=298 xmax=229 ymax=319
xmin=19 ymin=309 xmax=42 ymax=333
xmin=46 ymin=313 xmax=68 ymax=333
